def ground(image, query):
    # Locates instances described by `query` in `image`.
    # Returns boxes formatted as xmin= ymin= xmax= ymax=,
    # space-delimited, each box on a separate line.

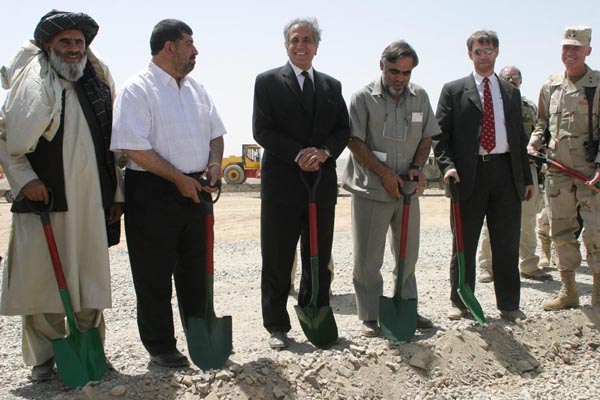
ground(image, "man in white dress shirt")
xmin=111 ymin=19 xmax=226 ymax=367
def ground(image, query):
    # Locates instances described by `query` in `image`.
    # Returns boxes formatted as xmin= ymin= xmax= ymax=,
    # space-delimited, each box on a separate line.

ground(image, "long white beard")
xmin=49 ymin=47 xmax=87 ymax=82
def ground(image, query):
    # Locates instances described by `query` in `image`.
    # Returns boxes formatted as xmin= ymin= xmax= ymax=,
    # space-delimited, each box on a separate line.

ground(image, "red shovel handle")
xmin=529 ymin=153 xmax=600 ymax=189
xmin=448 ymin=178 xmax=464 ymax=253
xmin=197 ymin=178 xmax=222 ymax=277
xmin=25 ymin=192 xmax=68 ymax=289
xmin=300 ymin=170 xmax=323 ymax=257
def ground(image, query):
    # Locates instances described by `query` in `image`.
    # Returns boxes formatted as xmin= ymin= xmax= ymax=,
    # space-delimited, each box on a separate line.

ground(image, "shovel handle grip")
xmin=197 ymin=178 xmax=222 ymax=204
xmin=398 ymin=175 xmax=418 ymax=203
xmin=300 ymin=169 xmax=322 ymax=203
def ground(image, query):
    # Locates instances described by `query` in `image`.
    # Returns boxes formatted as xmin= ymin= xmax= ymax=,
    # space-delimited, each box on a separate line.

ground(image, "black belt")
xmin=479 ymin=153 xmax=509 ymax=162
xmin=185 ymin=171 xmax=206 ymax=180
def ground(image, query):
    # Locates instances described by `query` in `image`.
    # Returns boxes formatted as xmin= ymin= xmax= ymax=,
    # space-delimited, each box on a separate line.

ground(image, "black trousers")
xmin=261 ymin=199 xmax=335 ymax=333
xmin=450 ymin=156 xmax=521 ymax=311
xmin=124 ymin=169 xmax=207 ymax=356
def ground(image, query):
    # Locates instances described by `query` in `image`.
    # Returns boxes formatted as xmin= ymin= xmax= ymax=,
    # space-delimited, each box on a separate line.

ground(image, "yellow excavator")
xmin=221 ymin=144 xmax=262 ymax=184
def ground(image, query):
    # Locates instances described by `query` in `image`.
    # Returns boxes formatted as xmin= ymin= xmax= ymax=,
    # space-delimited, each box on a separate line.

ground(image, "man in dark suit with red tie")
xmin=433 ymin=30 xmax=534 ymax=322
xmin=252 ymin=17 xmax=350 ymax=348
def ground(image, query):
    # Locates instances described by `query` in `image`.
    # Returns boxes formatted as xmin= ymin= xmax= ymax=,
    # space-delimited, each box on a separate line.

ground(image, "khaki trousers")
xmin=351 ymin=194 xmax=420 ymax=321
xmin=22 ymin=309 xmax=104 ymax=366
xmin=546 ymin=172 xmax=600 ymax=274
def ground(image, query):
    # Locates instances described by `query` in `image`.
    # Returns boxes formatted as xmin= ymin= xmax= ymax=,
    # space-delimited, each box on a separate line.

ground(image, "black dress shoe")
xmin=31 ymin=357 xmax=55 ymax=381
xmin=417 ymin=314 xmax=434 ymax=329
xmin=150 ymin=350 xmax=190 ymax=367
xmin=268 ymin=331 xmax=288 ymax=349
xmin=499 ymin=309 xmax=527 ymax=322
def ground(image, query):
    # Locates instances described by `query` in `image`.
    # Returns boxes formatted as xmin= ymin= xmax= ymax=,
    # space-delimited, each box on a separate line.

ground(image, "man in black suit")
xmin=433 ymin=30 xmax=534 ymax=322
xmin=252 ymin=17 xmax=350 ymax=348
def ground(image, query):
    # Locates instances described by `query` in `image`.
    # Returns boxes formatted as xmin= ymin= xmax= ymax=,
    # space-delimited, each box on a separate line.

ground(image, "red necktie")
xmin=481 ymin=77 xmax=496 ymax=153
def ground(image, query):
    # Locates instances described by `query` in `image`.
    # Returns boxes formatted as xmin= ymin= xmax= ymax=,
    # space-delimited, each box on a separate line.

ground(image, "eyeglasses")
xmin=388 ymin=68 xmax=412 ymax=76
xmin=471 ymin=48 xmax=495 ymax=56
xmin=500 ymin=74 xmax=521 ymax=81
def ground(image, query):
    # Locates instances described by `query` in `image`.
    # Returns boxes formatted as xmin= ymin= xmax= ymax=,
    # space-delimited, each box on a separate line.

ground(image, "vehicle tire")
xmin=223 ymin=165 xmax=246 ymax=184
xmin=4 ymin=190 xmax=14 ymax=203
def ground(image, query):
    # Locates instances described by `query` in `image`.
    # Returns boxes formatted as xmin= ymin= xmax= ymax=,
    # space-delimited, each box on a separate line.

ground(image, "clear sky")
xmin=1 ymin=0 xmax=598 ymax=156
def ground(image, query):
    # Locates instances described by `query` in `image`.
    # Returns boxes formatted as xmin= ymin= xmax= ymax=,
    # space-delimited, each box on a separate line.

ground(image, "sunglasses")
xmin=501 ymin=74 xmax=521 ymax=81
xmin=472 ymin=48 xmax=495 ymax=56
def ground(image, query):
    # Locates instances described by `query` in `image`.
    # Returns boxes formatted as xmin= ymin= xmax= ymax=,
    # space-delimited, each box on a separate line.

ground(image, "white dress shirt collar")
xmin=289 ymin=61 xmax=314 ymax=80
xmin=149 ymin=60 xmax=187 ymax=89
xmin=472 ymin=71 xmax=498 ymax=87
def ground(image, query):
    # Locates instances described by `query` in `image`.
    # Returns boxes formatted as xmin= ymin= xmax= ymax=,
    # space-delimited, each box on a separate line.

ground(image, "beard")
xmin=174 ymin=54 xmax=195 ymax=76
xmin=382 ymin=75 xmax=404 ymax=97
xmin=383 ymin=81 xmax=404 ymax=97
xmin=48 ymin=47 xmax=88 ymax=82
xmin=385 ymin=84 xmax=404 ymax=97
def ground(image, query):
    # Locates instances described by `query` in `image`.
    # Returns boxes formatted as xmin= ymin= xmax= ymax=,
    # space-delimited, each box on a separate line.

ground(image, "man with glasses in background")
xmin=343 ymin=40 xmax=440 ymax=336
xmin=477 ymin=66 xmax=552 ymax=283
xmin=434 ymin=31 xmax=534 ymax=321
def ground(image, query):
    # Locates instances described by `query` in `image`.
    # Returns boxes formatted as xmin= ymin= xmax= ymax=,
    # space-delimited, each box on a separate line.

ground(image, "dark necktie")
xmin=481 ymin=77 xmax=496 ymax=153
xmin=301 ymin=70 xmax=315 ymax=114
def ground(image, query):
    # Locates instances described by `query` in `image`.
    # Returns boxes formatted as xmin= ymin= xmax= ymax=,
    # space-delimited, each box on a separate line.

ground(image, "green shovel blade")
xmin=188 ymin=315 xmax=233 ymax=370
xmin=52 ymin=327 xmax=106 ymax=388
xmin=457 ymin=286 xmax=485 ymax=325
xmin=456 ymin=252 xmax=485 ymax=325
xmin=294 ymin=304 xmax=338 ymax=348
xmin=378 ymin=296 xmax=418 ymax=342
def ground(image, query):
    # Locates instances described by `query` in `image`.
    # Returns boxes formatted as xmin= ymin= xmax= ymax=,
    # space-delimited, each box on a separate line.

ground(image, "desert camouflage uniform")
xmin=529 ymin=67 xmax=600 ymax=274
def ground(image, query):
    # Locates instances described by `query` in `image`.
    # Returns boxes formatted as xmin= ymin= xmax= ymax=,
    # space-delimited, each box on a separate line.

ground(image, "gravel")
xmin=1 ymin=217 xmax=599 ymax=399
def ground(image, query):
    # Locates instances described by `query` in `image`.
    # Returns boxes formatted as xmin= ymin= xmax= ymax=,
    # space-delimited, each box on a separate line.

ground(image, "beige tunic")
xmin=0 ymin=44 xmax=119 ymax=315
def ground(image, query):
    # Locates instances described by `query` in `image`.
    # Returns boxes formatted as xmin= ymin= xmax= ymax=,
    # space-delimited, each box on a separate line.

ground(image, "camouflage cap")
xmin=562 ymin=26 xmax=591 ymax=46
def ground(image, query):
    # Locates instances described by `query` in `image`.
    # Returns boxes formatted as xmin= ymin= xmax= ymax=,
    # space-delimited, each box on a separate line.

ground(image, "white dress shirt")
xmin=289 ymin=62 xmax=314 ymax=91
xmin=111 ymin=61 xmax=227 ymax=173
xmin=473 ymin=72 xmax=509 ymax=155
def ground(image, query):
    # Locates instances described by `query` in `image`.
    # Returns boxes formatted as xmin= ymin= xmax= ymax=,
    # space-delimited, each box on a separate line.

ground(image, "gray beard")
xmin=384 ymin=82 xmax=404 ymax=97
xmin=49 ymin=47 xmax=87 ymax=82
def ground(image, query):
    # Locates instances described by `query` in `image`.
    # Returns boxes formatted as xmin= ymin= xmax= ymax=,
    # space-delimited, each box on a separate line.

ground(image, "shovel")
xmin=379 ymin=176 xmax=418 ymax=342
xmin=26 ymin=193 xmax=106 ymax=388
xmin=187 ymin=179 xmax=232 ymax=370
xmin=448 ymin=178 xmax=485 ymax=325
xmin=528 ymin=153 xmax=600 ymax=190
xmin=294 ymin=170 xmax=338 ymax=348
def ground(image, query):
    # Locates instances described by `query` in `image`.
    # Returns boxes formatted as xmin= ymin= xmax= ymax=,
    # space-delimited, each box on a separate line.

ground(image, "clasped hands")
xmin=297 ymin=147 xmax=329 ymax=172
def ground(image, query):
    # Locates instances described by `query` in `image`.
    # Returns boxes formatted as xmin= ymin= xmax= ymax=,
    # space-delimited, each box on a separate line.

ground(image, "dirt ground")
xmin=0 ymin=176 xmax=449 ymax=248
xmin=197 ymin=188 xmax=448 ymax=244
xmin=2 ymin=182 xmax=599 ymax=400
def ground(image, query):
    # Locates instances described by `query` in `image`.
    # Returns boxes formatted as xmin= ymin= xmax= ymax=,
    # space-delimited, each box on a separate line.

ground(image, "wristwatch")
xmin=322 ymin=147 xmax=332 ymax=158
xmin=409 ymin=163 xmax=422 ymax=171
xmin=595 ymin=162 xmax=600 ymax=170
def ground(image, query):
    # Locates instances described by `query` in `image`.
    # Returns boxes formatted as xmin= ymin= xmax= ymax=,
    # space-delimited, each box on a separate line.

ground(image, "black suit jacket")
xmin=433 ymin=74 xmax=532 ymax=200
xmin=252 ymin=63 xmax=350 ymax=207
